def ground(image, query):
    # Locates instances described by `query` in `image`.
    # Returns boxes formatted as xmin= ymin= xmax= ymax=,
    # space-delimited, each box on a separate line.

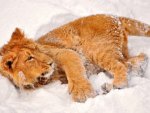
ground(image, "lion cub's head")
xmin=0 ymin=28 xmax=55 ymax=89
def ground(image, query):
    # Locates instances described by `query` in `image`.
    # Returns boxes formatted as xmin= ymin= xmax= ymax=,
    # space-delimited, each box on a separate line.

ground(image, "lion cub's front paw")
xmin=69 ymin=80 xmax=96 ymax=102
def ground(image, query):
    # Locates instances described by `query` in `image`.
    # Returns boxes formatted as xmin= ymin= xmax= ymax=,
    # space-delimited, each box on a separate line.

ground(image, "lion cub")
xmin=0 ymin=14 xmax=150 ymax=102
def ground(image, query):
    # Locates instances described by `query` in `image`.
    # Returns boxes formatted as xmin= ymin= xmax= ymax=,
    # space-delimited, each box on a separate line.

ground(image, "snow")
xmin=0 ymin=0 xmax=150 ymax=113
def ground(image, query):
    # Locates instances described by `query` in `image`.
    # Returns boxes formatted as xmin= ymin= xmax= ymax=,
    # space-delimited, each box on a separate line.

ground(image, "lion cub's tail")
xmin=119 ymin=17 xmax=150 ymax=37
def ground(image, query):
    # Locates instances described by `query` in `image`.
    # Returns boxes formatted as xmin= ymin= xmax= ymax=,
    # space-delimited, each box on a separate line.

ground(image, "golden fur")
xmin=0 ymin=14 xmax=150 ymax=102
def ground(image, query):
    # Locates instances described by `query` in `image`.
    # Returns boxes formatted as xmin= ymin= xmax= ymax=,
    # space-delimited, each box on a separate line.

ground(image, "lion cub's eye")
xmin=6 ymin=61 xmax=13 ymax=69
xmin=27 ymin=56 xmax=34 ymax=61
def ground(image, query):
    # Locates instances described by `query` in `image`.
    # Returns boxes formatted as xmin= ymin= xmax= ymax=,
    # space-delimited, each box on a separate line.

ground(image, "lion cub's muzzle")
xmin=23 ymin=63 xmax=55 ymax=89
xmin=37 ymin=71 xmax=53 ymax=85
xmin=23 ymin=72 xmax=53 ymax=89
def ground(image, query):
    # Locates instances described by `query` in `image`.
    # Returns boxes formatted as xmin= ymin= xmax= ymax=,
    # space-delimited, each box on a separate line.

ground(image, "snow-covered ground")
xmin=0 ymin=0 xmax=150 ymax=113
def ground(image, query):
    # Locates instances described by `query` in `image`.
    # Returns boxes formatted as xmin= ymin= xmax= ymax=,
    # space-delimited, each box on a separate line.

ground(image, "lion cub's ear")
xmin=10 ymin=27 xmax=25 ymax=42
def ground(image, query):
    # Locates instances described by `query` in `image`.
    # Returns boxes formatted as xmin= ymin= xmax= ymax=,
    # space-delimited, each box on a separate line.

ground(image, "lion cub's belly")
xmin=84 ymin=59 xmax=102 ymax=77
xmin=77 ymin=50 xmax=103 ymax=77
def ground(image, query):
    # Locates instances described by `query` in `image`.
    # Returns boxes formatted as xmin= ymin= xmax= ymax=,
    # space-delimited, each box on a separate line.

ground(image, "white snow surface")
xmin=0 ymin=0 xmax=150 ymax=113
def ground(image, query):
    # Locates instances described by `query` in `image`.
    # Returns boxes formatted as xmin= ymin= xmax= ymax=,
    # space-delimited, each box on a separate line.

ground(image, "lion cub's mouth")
xmin=37 ymin=71 xmax=54 ymax=85
xmin=23 ymin=71 xmax=54 ymax=89
xmin=23 ymin=63 xmax=55 ymax=90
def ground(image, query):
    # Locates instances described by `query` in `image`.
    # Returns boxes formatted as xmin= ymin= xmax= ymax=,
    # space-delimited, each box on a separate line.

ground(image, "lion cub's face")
xmin=0 ymin=28 xmax=55 ymax=89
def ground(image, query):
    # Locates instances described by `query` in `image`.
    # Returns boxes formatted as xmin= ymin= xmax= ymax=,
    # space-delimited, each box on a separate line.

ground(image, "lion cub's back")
xmin=69 ymin=14 xmax=122 ymax=40
xmin=38 ymin=14 xmax=122 ymax=48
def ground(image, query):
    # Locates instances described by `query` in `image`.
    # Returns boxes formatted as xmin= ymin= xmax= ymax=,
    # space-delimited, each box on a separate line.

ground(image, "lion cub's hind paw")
xmin=129 ymin=53 xmax=148 ymax=77
xmin=136 ymin=53 xmax=148 ymax=77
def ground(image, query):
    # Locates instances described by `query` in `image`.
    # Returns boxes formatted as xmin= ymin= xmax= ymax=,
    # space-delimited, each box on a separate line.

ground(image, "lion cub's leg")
xmin=92 ymin=49 xmax=128 ymax=89
xmin=55 ymin=49 xmax=95 ymax=102
xmin=101 ymin=53 xmax=148 ymax=93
